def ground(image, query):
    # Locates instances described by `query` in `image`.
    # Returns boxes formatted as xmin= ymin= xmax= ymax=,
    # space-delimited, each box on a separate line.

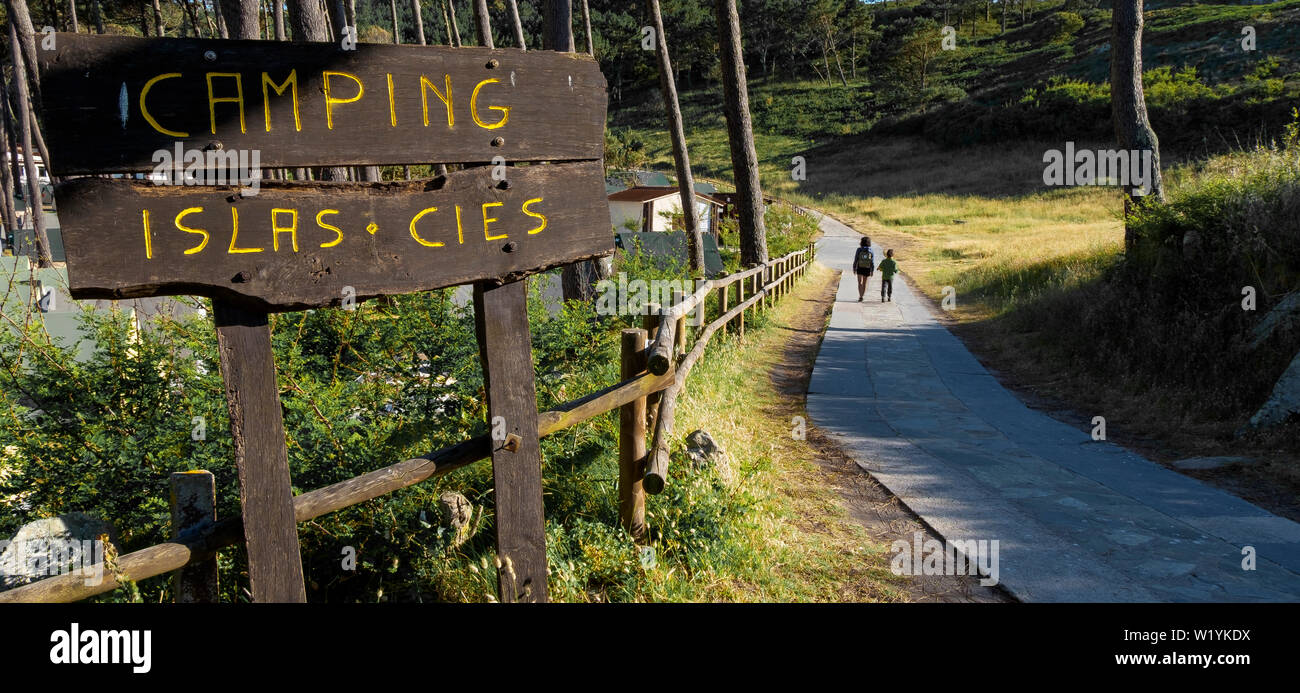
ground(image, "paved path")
xmin=805 ymin=211 xmax=1300 ymax=602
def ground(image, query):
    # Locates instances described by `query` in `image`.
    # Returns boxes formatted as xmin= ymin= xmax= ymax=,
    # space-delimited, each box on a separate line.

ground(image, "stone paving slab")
xmin=805 ymin=211 xmax=1300 ymax=602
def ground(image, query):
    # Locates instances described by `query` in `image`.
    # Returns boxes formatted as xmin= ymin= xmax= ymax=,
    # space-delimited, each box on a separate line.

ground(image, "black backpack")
xmin=854 ymin=247 xmax=874 ymax=272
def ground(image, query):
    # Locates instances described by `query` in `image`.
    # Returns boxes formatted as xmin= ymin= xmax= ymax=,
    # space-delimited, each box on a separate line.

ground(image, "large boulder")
xmin=1249 ymin=291 xmax=1300 ymax=350
xmin=0 ymin=512 xmax=115 ymax=590
xmin=1243 ymin=348 xmax=1300 ymax=433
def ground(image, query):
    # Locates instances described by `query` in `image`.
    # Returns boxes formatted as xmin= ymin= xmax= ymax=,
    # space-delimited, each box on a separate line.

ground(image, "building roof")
xmin=607 ymin=186 xmax=726 ymax=206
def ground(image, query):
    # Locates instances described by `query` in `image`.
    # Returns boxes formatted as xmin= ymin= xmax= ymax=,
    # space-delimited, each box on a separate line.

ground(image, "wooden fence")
xmin=0 ymin=243 xmax=816 ymax=603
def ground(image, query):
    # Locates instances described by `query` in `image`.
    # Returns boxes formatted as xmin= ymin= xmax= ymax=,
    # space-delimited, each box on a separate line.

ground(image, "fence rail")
xmin=0 ymin=242 xmax=817 ymax=603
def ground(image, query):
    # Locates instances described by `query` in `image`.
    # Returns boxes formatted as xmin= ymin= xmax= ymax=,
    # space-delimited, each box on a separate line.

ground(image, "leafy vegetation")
xmin=0 ymin=207 xmax=875 ymax=601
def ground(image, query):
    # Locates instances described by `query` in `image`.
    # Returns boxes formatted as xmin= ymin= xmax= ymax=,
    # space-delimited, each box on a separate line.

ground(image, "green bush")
xmin=1040 ymin=12 xmax=1085 ymax=43
xmin=1 ymin=219 xmax=808 ymax=601
xmin=1004 ymin=143 xmax=1300 ymax=430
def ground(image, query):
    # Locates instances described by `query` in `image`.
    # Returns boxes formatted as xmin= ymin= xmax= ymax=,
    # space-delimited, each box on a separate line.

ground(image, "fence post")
xmin=763 ymin=264 xmax=771 ymax=311
xmin=773 ymin=261 xmax=779 ymax=303
xmin=719 ymin=281 xmax=729 ymax=336
xmin=671 ymin=288 xmax=685 ymax=356
xmin=169 ymin=471 xmax=219 ymax=603
xmin=619 ymin=329 xmax=648 ymax=541
xmin=643 ymin=303 xmax=663 ymax=432
xmin=738 ymin=272 xmax=746 ymax=338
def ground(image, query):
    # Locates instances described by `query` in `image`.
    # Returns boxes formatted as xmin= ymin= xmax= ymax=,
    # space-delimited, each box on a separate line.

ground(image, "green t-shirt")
xmin=878 ymin=257 xmax=899 ymax=279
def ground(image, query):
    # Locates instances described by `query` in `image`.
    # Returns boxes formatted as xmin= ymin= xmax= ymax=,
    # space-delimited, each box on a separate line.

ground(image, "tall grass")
xmin=1004 ymin=143 xmax=1300 ymax=433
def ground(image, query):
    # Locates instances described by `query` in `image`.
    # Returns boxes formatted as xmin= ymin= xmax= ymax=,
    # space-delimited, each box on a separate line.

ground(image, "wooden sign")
xmin=32 ymin=32 xmax=609 ymax=604
xmin=56 ymin=160 xmax=610 ymax=311
xmin=35 ymin=34 xmax=607 ymax=174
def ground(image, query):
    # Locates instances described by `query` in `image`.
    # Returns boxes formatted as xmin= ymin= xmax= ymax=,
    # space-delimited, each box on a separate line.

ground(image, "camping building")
xmin=607 ymin=186 xmax=725 ymax=236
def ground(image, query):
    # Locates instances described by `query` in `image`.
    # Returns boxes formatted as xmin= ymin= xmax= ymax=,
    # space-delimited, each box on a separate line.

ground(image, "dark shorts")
xmin=854 ymin=268 xmax=873 ymax=277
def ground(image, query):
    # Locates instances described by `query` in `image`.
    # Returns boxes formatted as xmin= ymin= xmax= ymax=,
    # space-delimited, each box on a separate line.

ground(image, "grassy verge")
xmin=537 ymin=262 xmax=913 ymax=602
xmin=637 ymin=262 xmax=910 ymax=602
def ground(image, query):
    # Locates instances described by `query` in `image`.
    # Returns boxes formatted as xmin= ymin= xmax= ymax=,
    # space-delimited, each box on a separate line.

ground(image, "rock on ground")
xmin=1245 ymin=348 xmax=1300 ymax=432
xmin=0 ymin=512 xmax=115 ymax=590
xmin=437 ymin=491 xmax=475 ymax=548
xmin=1170 ymin=456 xmax=1256 ymax=471
xmin=684 ymin=429 xmax=735 ymax=485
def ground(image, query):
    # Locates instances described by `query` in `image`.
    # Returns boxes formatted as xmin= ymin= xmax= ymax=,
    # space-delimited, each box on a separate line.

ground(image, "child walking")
xmin=878 ymin=249 xmax=898 ymax=302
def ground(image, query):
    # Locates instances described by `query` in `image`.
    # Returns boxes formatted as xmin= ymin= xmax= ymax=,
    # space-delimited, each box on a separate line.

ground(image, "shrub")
xmin=1005 ymin=144 xmax=1300 ymax=430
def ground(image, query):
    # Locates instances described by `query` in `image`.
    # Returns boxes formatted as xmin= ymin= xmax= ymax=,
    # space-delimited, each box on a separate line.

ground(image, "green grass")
xmin=637 ymin=263 xmax=908 ymax=602
xmin=538 ymin=263 xmax=910 ymax=602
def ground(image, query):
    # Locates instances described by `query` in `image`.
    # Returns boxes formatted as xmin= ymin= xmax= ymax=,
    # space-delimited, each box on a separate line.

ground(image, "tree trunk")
xmin=324 ymin=0 xmax=345 ymax=40
xmin=411 ymin=0 xmax=425 ymax=44
xmin=7 ymin=0 xmax=45 ymax=109
xmin=0 ymin=86 xmax=19 ymax=243
xmin=580 ymin=0 xmax=593 ymax=56
xmin=389 ymin=0 xmax=398 ymax=42
xmin=833 ymin=46 xmax=848 ymax=86
xmin=184 ymin=0 xmax=203 ymax=37
xmin=1110 ymin=0 xmax=1165 ymax=253
xmin=2 ymin=88 xmax=23 ymax=205
xmin=541 ymin=0 xmax=573 ymax=52
xmin=92 ymin=0 xmax=104 ymax=33
xmin=440 ymin=1 xmax=452 ymax=45
xmin=213 ymin=0 xmax=229 ymax=37
xmin=850 ymin=35 xmax=856 ymax=80
xmin=220 ymin=0 xmax=259 ymax=39
xmin=646 ymin=0 xmax=705 ymax=275
xmin=1001 ymin=0 xmax=1006 ymax=33
xmin=152 ymin=0 xmax=164 ymax=35
xmin=25 ymin=100 xmax=51 ymax=174
xmin=274 ymin=0 xmax=285 ymax=39
xmin=200 ymin=0 xmax=218 ymax=37
xmin=3 ymin=8 xmax=52 ymax=180
xmin=446 ymin=0 xmax=461 ymax=47
xmin=68 ymin=0 xmax=78 ymax=32
xmin=472 ymin=0 xmax=491 ymax=48
xmin=289 ymin=0 xmax=348 ymax=180
xmin=8 ymin=20 xmax=52 ymax=267
xmin=507 ymin=0 xmax=525 ymax=49
xmin=542 ymin=0 xmax=602 ymax=300
xmin=714 ymin=0 xmax=767 ymax=266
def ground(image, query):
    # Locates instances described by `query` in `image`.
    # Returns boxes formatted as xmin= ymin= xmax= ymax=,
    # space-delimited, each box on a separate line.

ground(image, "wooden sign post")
xmin=36 ymin=34 xmax=610 ymax=603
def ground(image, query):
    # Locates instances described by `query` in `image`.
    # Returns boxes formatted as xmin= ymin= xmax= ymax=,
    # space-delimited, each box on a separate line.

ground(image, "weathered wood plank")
xmin=212 ymin=301 xmax=307 ymax=603
xmin=169 ymin=470 xmax=219 ymax=603
xmin=618 ymin=329 xmax=647 ymax=540
xmin=35 ymin=33 xmax=606 ymax=173
xmin=55 ymin=160 xmax=612 ymax=311
xmin=473 ymin=279 xmax=547 ymax=603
